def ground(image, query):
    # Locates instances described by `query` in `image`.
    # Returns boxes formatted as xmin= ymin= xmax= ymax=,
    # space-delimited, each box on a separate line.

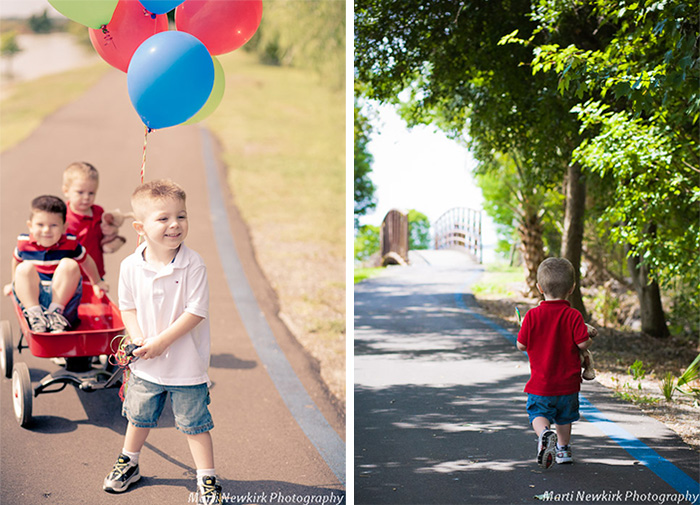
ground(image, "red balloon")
xmin=175 ymin=0 xmax=263 ymax=56
xmin=89 ymin=0 xmax=169 ymax=73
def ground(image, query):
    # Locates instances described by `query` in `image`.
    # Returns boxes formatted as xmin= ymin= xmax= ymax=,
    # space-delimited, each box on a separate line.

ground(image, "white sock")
xmin=26 ymin=305 xmax=43 ymax=317
xmin=197 ymin=469 xmax=216 ymax=485
xmin=47 ymin=302 xmax=64 ymax=314
xmin=121 ymin=449 xmax=140 ymax=465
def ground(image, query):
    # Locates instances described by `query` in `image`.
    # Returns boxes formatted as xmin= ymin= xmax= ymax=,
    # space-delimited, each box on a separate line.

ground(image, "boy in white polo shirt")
xmin=103 ymin=179 xmax=222 ymax=505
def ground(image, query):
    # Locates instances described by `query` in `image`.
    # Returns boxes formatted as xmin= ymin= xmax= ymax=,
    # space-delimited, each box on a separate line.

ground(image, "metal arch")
xmin=433 ymin=207 xmax=483 ymax=263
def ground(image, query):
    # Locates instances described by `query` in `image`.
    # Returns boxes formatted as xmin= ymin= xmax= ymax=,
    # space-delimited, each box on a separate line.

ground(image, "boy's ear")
xmin=132 ymin=220 xmax=145 ymax=236
xmin=26 ymin=219 xmax=32 ymax=231
xmin=535 ymin=283 xmax=544 ymax=294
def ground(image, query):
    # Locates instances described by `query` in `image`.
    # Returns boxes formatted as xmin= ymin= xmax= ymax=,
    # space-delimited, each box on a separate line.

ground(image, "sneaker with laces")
xmin=25 ymin=311 xmax=49 ymax=333
xmin=556 ymin=444 xmax=573 ymax=464
xmin=103 ymin=454 xmax=140 ymax=493
xmin=536 ymin=429 xmax=557 ymax=470
xmin=45 ymin=310 xmax=70 ymax=333
xmin=198 ymin=476 xmax=223 ymax=504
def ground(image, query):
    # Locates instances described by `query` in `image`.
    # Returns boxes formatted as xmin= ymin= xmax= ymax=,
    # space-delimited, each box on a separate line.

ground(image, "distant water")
xmin=1 ymin=33 xmax=100 ymax=85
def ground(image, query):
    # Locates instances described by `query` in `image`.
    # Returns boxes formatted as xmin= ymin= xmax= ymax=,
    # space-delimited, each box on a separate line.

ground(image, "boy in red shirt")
xmin=516 ymin=257 xmax=592 ymax=469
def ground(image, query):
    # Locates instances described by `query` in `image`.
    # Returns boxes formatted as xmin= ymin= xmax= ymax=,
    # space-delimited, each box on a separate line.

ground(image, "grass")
xmin=0 ymin=63 xmax=109 ymax=152
xmin=355 ymin=267 xmax=384 ymax=284
xmin=206 ymin=50 xmax=346 ymax=403
xmin=471 ymin=262 xmax=524 ymax=298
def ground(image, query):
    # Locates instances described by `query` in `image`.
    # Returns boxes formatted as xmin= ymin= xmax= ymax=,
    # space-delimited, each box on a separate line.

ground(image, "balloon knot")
xmin=143 ymin=8 xmax=156 ymax=19
xmin=100 ymin=24 xmax=109 ymax=34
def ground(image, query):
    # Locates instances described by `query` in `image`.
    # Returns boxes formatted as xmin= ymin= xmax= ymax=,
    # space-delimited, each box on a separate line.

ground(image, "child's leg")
xmin=50 ymin=258 xmax=81 ymax=307
xmin=13 ymin=262 xmax=41 ymax=308
xmin=187 ymin=431 xmax=215 ymax=470
xmin=124 ymin=423 xmax=151 ymax=454
xmin=555 ymin=423 xmax=572 ymax=446
xmin=532 ymin=416 xmax=550 ymax=436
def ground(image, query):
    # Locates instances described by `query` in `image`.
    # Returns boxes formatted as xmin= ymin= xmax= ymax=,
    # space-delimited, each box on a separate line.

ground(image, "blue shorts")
xmin=123 ymin=374 xmax=214 ymax=435
xmin=14 ymin=279 xmax=82 ymax=326
xmin=526 ymin=393 xmax=580 ymax=425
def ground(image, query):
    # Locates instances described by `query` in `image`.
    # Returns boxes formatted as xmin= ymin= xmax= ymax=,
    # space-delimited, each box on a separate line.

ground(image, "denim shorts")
xmin=123 ymin=374 xmax=214 ymax=435
xmin=14 ymin=279 xmax=82 ymax=326
xmin=526 ymin=393 xmax=580 ymax=425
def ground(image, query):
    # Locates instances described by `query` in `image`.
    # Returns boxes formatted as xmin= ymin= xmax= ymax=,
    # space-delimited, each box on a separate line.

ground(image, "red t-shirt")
xmin=65 ymin=203 xmax=105 ymax=278
xmin=517 ymin=300 xmax=589 ymax=396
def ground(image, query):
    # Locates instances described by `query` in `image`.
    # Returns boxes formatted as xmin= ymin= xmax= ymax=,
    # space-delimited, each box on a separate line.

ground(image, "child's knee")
xmin=14 ymin=261 xmax=38 ymax=278
xmin=55 ymin=258 xmax=80 ymax=277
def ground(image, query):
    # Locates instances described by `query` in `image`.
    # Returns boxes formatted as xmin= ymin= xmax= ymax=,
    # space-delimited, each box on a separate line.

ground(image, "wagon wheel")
xmin=0 ymin=321 xmax=13 ymax=379
xmin=12 ymin=362 xmax=32 ymax=428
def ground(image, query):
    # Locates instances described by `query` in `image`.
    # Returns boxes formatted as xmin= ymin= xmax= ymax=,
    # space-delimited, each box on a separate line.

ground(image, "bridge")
xmin=433 ymin=207 xmax=483 ymax=262
xmin=379 ymin=207 xmax=483 ymax=266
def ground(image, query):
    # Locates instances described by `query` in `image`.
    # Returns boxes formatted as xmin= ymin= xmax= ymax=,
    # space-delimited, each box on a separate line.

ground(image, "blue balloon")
xmin=127 ymin=31 xmax=214 ymax=129
xmin=139 ymin=0 xmax=185 ymax=15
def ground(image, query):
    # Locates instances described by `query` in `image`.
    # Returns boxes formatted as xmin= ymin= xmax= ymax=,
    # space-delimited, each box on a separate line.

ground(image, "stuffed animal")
xmin=101 ymin=210 xmax=134 ymax=254
xmin=581 ymin=323 xmax=598 ymax=380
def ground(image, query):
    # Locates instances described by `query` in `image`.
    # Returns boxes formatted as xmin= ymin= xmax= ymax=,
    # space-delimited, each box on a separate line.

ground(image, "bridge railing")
xmin=433 ymin=207 xmax=482 ymax=263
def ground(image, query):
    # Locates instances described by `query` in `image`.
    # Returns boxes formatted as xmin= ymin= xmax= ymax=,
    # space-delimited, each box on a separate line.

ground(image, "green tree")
xmin=355 ymin=0 xmax=590 ymax=316
xmin=509 ymin=0 xmax=700 ymax=337
xmin=407 ymin=209 xmax=431 ymax=250
xmin=1 ymin=31 xmax=21 ymax=77
xmin=354 ymin=98 xmax=376 ymax=228
xmin=354 ymin=224 xmax=380 ymax=262
xmin=28 ymin=9 xmax=54 ymax=33
xmin=474 ymin=152 xmax=564 ymax=295
xmin=249 ymin=0 xmax=345 ymax=89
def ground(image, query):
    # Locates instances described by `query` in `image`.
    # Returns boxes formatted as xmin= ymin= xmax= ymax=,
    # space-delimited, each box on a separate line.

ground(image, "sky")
xmin=359 ymin=103 xmax=499 ymax=261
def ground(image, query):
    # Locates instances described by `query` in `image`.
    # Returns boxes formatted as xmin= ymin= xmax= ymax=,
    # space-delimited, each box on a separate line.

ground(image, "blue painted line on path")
xmin=199 ymin=127 xmax=345 ymax=486
xmin=454 ymin=291 xmax=699 ymax=503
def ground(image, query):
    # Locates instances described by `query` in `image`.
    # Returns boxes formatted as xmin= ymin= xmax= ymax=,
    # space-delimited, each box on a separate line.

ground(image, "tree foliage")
xmin=355 ymin=0 xmax=699 ymax=335
xmin=512 ymin=0 xmax=700 ymax=330
xmin=354 ymin=224 xmax=380 ymax=262
xmin=407 ymin=209 xmax=431 ymax=250
xmin=248 ymin=0 xmax=345 ymax=89
xmin=354 ymin=99 xmax=377 ymax=228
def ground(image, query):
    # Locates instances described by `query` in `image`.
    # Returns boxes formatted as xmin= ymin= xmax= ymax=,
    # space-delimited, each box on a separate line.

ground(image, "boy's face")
xmin=27 ymin=211 xmax=65 ymax=248
xmin=63 ymin=177 xmax=98 ymax=215
xmin=134 ymin=197 xmax=188 ymax=253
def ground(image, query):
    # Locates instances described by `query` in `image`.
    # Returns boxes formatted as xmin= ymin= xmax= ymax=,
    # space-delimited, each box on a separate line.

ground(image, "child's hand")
xmin=92 ymin=280 xmax=109 ymax=298
xmin=2 ymin=283 xmax=12 ymax=297
xmin=132 ymin=337 xmax=167 ymax=360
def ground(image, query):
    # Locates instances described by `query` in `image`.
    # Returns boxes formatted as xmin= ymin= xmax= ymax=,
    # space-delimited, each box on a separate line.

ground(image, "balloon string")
xmin=137 ymin=125 xmax=151 ymax=246
xmin=140 ymin=125 xmax=149 ymax=185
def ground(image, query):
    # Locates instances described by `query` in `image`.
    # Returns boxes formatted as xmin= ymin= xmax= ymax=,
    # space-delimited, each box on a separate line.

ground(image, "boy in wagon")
xmin=4 ymin=195 xmax=107 ymax=332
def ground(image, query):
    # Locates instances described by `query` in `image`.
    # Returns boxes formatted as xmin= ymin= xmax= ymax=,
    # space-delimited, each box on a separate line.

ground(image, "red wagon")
xmin=1 ymin=284 xmax=126 ymax=427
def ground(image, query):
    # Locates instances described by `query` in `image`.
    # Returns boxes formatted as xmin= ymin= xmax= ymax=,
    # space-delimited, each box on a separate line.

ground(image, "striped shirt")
xmin=13 ymin=233 xmax=87 ymax=281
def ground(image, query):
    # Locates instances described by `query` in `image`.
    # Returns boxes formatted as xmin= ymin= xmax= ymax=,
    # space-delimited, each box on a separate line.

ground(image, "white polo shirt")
xmin=119 ymin=242 xmax=211 ymax=386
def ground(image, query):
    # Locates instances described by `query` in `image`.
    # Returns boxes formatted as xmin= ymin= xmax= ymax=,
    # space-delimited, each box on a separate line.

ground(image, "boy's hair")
xmin=63 ymin=161 xmax=99 ymax=189
xmin=131 ymin=179 xmax=187 ymax=219
xmin=30 ymin=195 xmax=67 ymax=223
xmin=537 ymin=257 xmax=575 ymax=299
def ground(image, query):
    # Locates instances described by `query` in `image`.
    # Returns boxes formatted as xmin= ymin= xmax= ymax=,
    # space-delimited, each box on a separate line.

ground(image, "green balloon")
xmin=185 ymin=56 xmax=226 ymax=125
xmin=48 ymin=0 xmax=119 ymax=29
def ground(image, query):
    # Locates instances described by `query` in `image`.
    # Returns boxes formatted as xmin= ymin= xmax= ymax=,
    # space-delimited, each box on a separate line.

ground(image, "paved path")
xmin=0 ymin=69 xmax=344 ymax=504
xmin=354 ymin=250 xmax=699 ymax=505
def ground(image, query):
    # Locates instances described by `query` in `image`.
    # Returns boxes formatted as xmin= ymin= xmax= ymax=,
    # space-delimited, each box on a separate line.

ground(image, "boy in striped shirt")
xmin=5 ymin=195 xmax=107 ymax=333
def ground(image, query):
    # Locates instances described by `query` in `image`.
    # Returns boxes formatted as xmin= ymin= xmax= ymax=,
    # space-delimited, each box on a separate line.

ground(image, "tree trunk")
xmin=626 ymin=245 xmax=670 ymax=338
xmin=518 ymin=211 xmax=545 ymax=297
xmin=561 ymin=162 xmax=588 ymax=319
